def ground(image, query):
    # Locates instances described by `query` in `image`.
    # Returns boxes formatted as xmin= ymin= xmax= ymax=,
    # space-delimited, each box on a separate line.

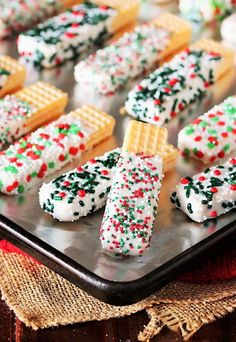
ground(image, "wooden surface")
xmin=1 ymin=298 xmax=236 ymax=342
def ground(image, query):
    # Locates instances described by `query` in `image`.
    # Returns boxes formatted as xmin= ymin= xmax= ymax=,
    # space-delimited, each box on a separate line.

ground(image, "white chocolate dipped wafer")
xmin=0 ymin=56 xmax=25 ymax=97
xmin=171 ymin=157 xmax=236 ymax=222
xmin=0 ymin=105 xmax=115 ymax=195
xmin=17 ymin=0 xmax=139 ymax=68
xmin=39 ymin=141 xmax=177 ymax=221
xmin=124 ymin=39 xmax=234 ymax=126
xmin=74 ymin=13 xmax=191 ymax=94
xmin=178 ymin=95 xmax=236 ymax=164
xmin=0 ymin=82 xmax=68 ymax=149
xmin=0 ymin=0 xmax=82 ymax=39
xmin=100 ymin=121 xmax=167 ymax=256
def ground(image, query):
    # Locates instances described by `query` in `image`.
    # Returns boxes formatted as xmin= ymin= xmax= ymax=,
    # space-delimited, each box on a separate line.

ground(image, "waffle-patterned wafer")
xmin=39 ymin=143 xmax=177 ymax=222
xmin=122 ymin=120 xmax=167 ymax=156
xmin=125 ymin=39 xmax=234 ymax=126
xmin=100 ymin=121 xmax=166 ymax=256
xmin=0 ymin=0 xmax=81 ymax=39
xmin=171 ymin=158 xmax=236 ymax=222
xmin=0 ymin=105 xmax=115 ymax=195
xmin=163 ymin=144 xmax=179 ymax=173
xmin=18 ymin=1 xmax=139 ymax=68
xmin=74 ymin=12 xmax=191 ymax=95
xmin=178 ymin=95 xmax=236 ymax=164
xmin=0 ymin=82 xmax=68 ymax=150
xmin=0 ymin=56 xmax=26 ymax=97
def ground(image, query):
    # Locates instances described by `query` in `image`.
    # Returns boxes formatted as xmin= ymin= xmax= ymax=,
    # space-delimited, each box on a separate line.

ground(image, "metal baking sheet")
xmin=0 ymin=3 xmax=236 ymax=305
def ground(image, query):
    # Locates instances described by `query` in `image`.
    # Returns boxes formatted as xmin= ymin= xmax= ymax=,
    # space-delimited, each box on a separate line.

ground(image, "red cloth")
xmin=0 ymin=239 xmax=235 ymax=283
xmin=0 ymin=240 xmax=41 ymax=265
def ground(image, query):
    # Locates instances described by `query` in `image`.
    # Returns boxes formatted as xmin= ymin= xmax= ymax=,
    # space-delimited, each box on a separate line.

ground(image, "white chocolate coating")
xmin=74 ymin=24 xmax=170 ymax=94
xmin=125 ymin=49 xmax=222 ymax=126
xmin=0 ymin=113 xmax=93 ymax=195
xmin=17 ymin=3 xmax=116 ymax=68
xmin=171 ymin=158 xmax=236 ymax=222
xmin=100 ymin=151 xmax=163 ymax=257
xmin=178 ymin=96 xmax=236 ymax=164
xmin=39 ymin=148 xmax=121 ymax=221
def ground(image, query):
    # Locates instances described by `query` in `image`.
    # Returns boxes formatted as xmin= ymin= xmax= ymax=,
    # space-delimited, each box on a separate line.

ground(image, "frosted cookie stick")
xmin=39 ymin=142 xmax=177 ymax=221
xmin=0 ymin=105 xmax=115 ymax=195
xmin=0 ymin=56 xmax=26 ymax=97
xmin=100 ymin=121 xmax=167 ymax=256
xmin=124 ymin=39 xmax=234 ymax=126
xmin=178 ymin=95 xmax=236 ymax=164
xmin=74 ymin=13 xmax=191 ymax=95
xmin=0 ymin=82 xmax=68 ymax=150
xmin=17 ymin=0 xmax=139 ymax=68
xmin=171 ymin=158 xmax=236 ymax=222
xmin=0 ymin=0 xmax=82 ymax=39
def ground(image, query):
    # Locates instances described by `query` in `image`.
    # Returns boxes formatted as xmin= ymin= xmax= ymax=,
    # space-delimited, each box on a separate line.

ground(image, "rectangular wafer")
xmin=0 ymin=105 xmax=115 ymax=195
xmin=18 ymin=1 xmax=139 ymax=68
xmin=0 ymin=0 xmax=81 ymax=39
xmin=124 ymin=39 xmax=234 ymax=127
xmin=0 ymin=56 xmax=25 ymax=98
xmin=74 ymin=12 xmax=191 ymax=95
xmin=100 ymin=120 xmax=166 ymax=257
xmin=0 ymin=82 xmax=68 ymax=150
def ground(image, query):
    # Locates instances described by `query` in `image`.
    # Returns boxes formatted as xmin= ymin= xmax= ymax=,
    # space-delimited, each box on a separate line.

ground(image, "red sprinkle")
xmin=210 ymin=211 xmax=217 ymax=218
xmin=230 ymin=185 xmax=236 ymax=191
xmin=181 ymin=178 xmax=189 ymax=184
xmin=69 ymin=147 xmax=78 ymax=155
xmin=78 ymin=189 xmax=86 ymax=197
xmin=211 ymin=187 xmax=218 ymax=193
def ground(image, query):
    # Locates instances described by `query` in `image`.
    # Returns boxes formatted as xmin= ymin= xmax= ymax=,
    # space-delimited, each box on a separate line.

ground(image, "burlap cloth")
xmin=1 ymin=247 xmax=236 ymax=341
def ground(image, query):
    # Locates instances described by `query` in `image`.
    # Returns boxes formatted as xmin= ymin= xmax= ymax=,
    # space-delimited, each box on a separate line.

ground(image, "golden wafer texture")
xmin=15 ymin=82 xmax=68 ymax=132
xmin=163 ymin=144 xmax=179 ymax=173
xmin=72 ymin=105 xmax=116 ymax=149
xmin=92 ymin=0 xmax=139 ymax=32
xmin=191 ymin=39 xmax=234 ymax=80
xmin=153 ymin=13 xmax=192 ymax=60
xmin=0 ymin=56 xmax=26 ymax=98
xmin=122 ymin=120 xmax=167 ymax=157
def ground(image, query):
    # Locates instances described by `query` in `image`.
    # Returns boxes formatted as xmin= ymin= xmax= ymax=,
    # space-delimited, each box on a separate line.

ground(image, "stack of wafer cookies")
xmin=74 ymin=13 xmax=191 ymax=94
xmin=18 ymin=0 xmax=139 ymax=68
xmin=0 ymin=82 xmax=68 ymax=149
xmin=124 ymin=39 xmax=234 ymax=126
xmin=0 ymin=105 xmax=115 ymax=195
xmin=0 ymin=56 xmax=25 ymax=98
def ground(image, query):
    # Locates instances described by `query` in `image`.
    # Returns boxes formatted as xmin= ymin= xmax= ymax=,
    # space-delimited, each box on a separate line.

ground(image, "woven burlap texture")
xmin=1 ymin=251 xmax=236 ymax=341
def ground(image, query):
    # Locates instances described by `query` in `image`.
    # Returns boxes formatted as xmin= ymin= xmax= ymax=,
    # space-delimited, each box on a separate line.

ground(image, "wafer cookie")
xmin=74 ymin=12 xmax=191 ymax=94
xmin=0 ymin=0 xmax=81 ymax=39
xmin=171 ymin=157 xmax=236 ymax=222
xmin=18 ymin=1 xmax=139 ymax=68
xmin=0 ymin=105 xmax=115 ymax=195
xmin=100 ymin=121 xmax=166 ymax=256
xmin=39 ymin=142 xmax=177 ymax=221
xmin=178 ymin=95 xmax=236 ymax=164
xmin=0 ymin=56 xmax=25 ymax=97
xmin=0 ymin=82 xmax=68 ymax=150
xmin=124 ymin=39 xmax=234 ymax=126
